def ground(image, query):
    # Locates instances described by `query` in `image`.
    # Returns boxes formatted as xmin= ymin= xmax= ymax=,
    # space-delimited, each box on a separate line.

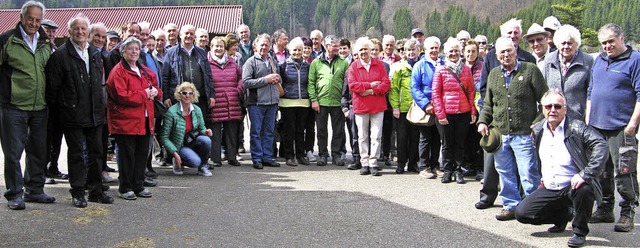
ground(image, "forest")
xmin=1 ymin=0 xmax=638 ymax=48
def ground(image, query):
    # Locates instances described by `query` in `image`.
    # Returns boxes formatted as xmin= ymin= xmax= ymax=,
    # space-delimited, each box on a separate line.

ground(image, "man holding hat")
xmin=524 ymin=23 xmax=550 ymax=71
xmin=543 ymin=16 xmax=561 ymax=53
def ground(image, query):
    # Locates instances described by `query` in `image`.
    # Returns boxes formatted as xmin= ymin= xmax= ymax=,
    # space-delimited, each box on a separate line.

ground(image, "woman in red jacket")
xmin=207 ymin=37 xmax=244 ymax=167
xmin=431 ymin=38 xmax=477 ymax=184
xmin=107 ymin=37 xmax=162 ymax=200
xmin=348 ymin=37 xmax=391 ymax=176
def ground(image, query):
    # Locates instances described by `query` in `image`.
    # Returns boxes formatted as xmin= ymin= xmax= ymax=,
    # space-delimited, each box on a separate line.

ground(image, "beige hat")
xmin=523 ymin=23 xmax=551 ymax=40
xmin=543 ymin=16 xmax=561 ymax=31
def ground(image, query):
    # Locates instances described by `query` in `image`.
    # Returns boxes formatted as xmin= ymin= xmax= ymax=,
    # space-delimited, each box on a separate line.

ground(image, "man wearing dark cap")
xmin=106 ymin=30 xmax=120 ymax=51
xmin=411 ymin=28 xmax=425 ymax=45
xmin=41 ymin=19 xmax=58 ymax=51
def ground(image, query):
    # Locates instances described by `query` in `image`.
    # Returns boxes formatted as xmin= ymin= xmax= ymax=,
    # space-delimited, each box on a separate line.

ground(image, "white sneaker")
xmin=306 ymin=151 xmax=316 ymax=162
xmin=221 ymin=153 xmax=227 ymax=161
xmin=199 ymin=166 xmax=213 ymax=177
xmin=237 ymin=154 xmax=244 ymax=161
xmin=172 ymin=158 xmax=183 ymax=175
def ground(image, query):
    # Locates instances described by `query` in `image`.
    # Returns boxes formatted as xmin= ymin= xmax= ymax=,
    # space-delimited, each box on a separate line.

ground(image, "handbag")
xmin=406 ymin=101 xmax=435 ymax=126
xmin=153 ymin=98 xmax=168 ymax=118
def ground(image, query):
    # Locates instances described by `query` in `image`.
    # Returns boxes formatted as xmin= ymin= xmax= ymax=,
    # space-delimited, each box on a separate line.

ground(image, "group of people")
xmin=1 ymin=1 xmax=638 ymax=247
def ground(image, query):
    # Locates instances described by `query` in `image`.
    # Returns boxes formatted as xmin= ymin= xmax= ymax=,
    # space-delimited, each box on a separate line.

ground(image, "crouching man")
xmin=515 ymin=89 xmax=608 ymax=247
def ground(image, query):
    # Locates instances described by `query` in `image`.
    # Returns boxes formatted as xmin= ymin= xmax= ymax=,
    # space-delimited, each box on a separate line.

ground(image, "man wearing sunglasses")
xmin=523 ymin=23 xmax=549 ymax=72
xmin=516 ymin=89 xmax=607 ymax=247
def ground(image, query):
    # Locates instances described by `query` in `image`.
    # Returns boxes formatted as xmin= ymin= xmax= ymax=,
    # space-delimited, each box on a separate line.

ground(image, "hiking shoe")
xmin=614 ymin=215 xmax=634 ymax=232
xmin=589 ymin=209 xmax=615 ymax=223
xmin=496 ymin=209 xmax=516 ymax=221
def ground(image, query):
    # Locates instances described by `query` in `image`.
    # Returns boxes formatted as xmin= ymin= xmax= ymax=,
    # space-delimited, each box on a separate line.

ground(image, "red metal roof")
xmin=0 ymin=5 xmax=243 ymax=37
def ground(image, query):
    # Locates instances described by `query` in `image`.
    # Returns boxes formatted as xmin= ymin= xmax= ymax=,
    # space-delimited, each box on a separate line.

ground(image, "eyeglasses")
xmin=477 ymin=41 xmax=487 ymax=45
xmin=527 ymin=37 xmax=545 ymax=44
xmin=397 ymin=48 xmax=404 ymax=52
xmin=543 ymin=104 xmax=564 ymax=110
xmin=180 ymin=91 xmax=194 ymax=96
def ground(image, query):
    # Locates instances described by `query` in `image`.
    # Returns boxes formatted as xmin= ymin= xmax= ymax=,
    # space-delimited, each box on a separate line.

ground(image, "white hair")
xmin=120 ymin=36 xmax=142 ymax=52
xmin=151 ymin=29 xmax=166 ymax=39
xmin=382 ymin=34 xmax=396 ymax=44
xmin=404 ymin=38 xmax=420 ymax=50
xmin=196 ymin=28 xmax=208 ymax=37
xmin=180 ymin=24 xmax=196 ymax=35
xmin=500 ymin=18 xmax=522 ymax=37
xmin=354 ymin=37 xmax=373 ymax=52
xmin=89 ymin=22 xmax=106 ymax=34
xmin=424 ymin=36 xmax=441 ymax=48
xmin=553 ymin=25 xmax=582 ymax=48
xmin=443 ymin=37 xmax=461 ymax=52
xmin=138 ymin=21 xmax=151 ymax=31
xmin=474 ymin=35 xmax=488 ymax=43
xmin=163 ymin=23 xmax=178 ymax=31
xmin=287 ymin=37 xmax=304 ymax=51
xmin=21 ymin=1 xmax=45 ymax=18
xmin=494 ymin=37 xmax=515 ymax=52
xmin=310 ymin=29 xmax=323 ymax=39
xmin=456 ymin=30 xmax=471 ymax=40
xmin=67 ymin=13 xmax=90 ymax=30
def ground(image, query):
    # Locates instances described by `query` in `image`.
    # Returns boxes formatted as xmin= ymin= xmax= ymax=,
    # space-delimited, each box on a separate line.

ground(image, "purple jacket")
xmin=207 ymin=53 xmax=244 ymax=122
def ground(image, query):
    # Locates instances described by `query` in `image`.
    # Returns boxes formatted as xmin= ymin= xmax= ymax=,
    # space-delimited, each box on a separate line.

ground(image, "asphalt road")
xmin=0 ymin=141 xmax=638 ymax=247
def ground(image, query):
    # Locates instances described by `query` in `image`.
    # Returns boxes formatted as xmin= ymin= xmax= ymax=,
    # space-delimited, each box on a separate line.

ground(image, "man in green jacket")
xmin=308 ymin=35 xmax=349 ymax=166
xmin=0 ymin=1 xmax=55 ymax=210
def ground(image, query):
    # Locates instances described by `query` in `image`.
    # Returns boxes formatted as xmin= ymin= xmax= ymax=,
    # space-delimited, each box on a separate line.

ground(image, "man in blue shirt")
xmin=586 ymin=23 xmax=640 ymax=233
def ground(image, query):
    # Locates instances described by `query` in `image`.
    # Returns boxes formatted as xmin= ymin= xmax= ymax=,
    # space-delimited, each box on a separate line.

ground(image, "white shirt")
xmin=70 ymin=40 xmax=90 ymax=73
xmin=19 ymin=25 xmax=39 ymax=53
xmin=539 ymin=119 xmax=580 ymax=190
xmin=360 ymin=59 xmax=371 ymax=72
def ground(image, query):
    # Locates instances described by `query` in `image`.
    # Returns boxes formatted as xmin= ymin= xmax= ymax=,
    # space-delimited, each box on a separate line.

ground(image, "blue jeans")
xmin=493 ymin=134 xmax=541 ymax=210
xmin=1 ymin=106 xmax=48 ymax=200
xmin=247 ymin=104 xmax=277 ymax=163
xmin=180 ymin=135 xmax=211 ymax=168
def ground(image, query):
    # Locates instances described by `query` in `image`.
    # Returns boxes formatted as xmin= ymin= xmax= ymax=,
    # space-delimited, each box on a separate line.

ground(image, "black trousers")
xmin=304 ymin=107 xmax=316 ymax=152
xmin=395 ymin=113 xmax=419 ymax=166
xmin=315 ymin=106 xmax=345 ymax=158
xmin=464 ymin=122 xmax=483 ymax=171
xmin=115 ymin=133 xmax=150 ymax=194
xmin=46 ymin=107 xmax=64 ymax=172
xmin=515 ymin=184 xmax=595 ymax=236
xmin=381 ymin=108 xmax=394 ymax=158
xmin=280 ymin=107 xmax=309 ymax=159
xmin=417 ymin=125 xmax=441 ymax=171
xmin=64 ymin=126 xmax=104 ymax=197
xmin=211 ymin=121 xmax=240 ymax=163
xmin=435 ymin=113 xmax=470 ymax=172
xmin=479 ymin=153 xmax=499 ymax=204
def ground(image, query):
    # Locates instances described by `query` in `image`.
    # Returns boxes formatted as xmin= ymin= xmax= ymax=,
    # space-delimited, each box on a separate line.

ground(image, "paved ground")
xmin=0 ymin=140 xmax=638 ymax=247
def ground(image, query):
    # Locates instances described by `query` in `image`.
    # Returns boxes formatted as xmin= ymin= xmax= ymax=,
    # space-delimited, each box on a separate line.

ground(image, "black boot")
xmin=441 ymin=171 xmax=453 ymax=183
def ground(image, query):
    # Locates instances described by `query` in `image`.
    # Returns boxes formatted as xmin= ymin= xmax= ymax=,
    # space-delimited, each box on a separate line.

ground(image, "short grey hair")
xmin=541 ymin=88 xmax=566 ymax=104
xmin=354 ymin=37 xmax=373 ymax=52
xmin=89 ymin=22 xmax=106 ymax=34
xmin=180 ymin=24 xmax=196 ymax=36
xmin=456 ymin=30 xmax=471 ymax=40
xmin=196 ymin=28 xmax=208 ymax=37
xmin=404 ymin=38 xmax=420 ymax=50
xmin=382 ymin=34 xmax=396 ymax=44
xmin=598 ymin=23 xmax=624 ymax=41
xmin=151 ymin=29 xmax=166 ymax=39
xmin=323 ymin=35 xmax=339 ymax=45
xmin=554 ymin=25 xmax=582 ymax=48
xmin=120 ymin=36 xmax=142 ymax=52
xmin=310 ymin=30 xmax=323 ymax=39
xmin=500 ymin=18 xmax=522 ymax=37
xmin=443 ymin=37 xmax=461 ymax=52
xmin=474 ymin=35 xmax=488 ymax=43
xmin=67 ymin=13 xmax=90 ymax=30
xmin=21 ymin=1 xmax=45 ymax=18
xmin=253 ymin=33 xmax=271 ymax=49
xmin=494 ymin=37 xmax=516 ymax=52
xmin=236 ymin=24 xmax=249 ymax=35
xmin=424 ymin=36 xmax=441 ymax=48
xmin=287 ymin=37 xmax=304 ymax=51
xmin=272 ymin=28 xmax=288 ymax=43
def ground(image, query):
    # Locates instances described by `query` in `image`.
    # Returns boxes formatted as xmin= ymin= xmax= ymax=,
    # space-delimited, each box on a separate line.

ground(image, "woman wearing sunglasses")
xmin=160 ymin=82 xmax=213 ymax=177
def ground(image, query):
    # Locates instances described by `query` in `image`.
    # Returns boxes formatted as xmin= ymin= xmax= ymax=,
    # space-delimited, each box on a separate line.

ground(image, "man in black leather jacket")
xmin=515 ymin=89 xmax=608 ymax=247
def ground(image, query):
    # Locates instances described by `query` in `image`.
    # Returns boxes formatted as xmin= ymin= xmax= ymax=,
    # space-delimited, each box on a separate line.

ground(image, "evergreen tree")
xmin=393 ymin=7 xmax=412 ymax=39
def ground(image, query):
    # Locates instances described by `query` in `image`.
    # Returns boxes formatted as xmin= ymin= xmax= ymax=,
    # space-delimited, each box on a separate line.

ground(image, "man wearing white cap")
xmin=543 ymin=16 xmax=561 ymax=52
xmin=524 ymin=23 xmax=550 ymax=71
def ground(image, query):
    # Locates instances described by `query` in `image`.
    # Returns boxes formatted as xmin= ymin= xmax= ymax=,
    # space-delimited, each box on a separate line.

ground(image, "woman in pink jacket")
xmin=207 ymin=37 xmax=244 ymax=167
xmin=348 ymin=37 xmax=390 ymax=176
xmin=431 ymin=38 xmax=477 ymax=184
